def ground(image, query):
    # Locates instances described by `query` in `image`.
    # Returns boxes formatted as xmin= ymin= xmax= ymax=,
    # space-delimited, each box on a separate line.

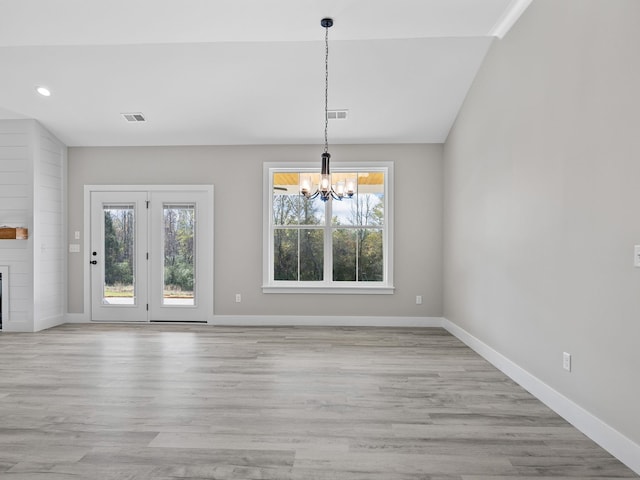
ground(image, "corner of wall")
xmin=442 ymin=317 xmax=640 ymax=475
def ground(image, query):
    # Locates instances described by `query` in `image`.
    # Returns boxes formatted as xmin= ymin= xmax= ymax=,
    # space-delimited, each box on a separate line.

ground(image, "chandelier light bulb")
xmin=300 ymin=176 xmax=312 ymax=195
xmin=321 ymin=174 xmax=330 ymax=191
xmin=345 ymin=178 xmax=356 ymax=197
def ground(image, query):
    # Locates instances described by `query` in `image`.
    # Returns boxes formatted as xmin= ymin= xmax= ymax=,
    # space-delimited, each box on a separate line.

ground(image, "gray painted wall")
xmin=68 ymin=143 xmax=443 ymax=318
xmin=444 ymin=0 xmax=640 ymax=445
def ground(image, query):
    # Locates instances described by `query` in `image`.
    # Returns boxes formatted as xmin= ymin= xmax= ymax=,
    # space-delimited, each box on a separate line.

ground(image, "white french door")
xmin=90 ymin=188 xmax=213 ymax=323
xmin=90 ymin=191 xmax=148 ymax=321
xmin=149 ymin=191 xmax=212 ymax=322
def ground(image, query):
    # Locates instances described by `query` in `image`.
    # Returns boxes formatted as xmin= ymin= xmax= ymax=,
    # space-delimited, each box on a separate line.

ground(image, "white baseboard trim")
xmin=35 ymin=314 xmax=66 ymax=332
xmin=441 ymin=317 xmax=640 ymax=475
xmin=210 ymin=315 xmax=443 ymax=327
xmin=62 ymin=313 xmax=442 ymax=328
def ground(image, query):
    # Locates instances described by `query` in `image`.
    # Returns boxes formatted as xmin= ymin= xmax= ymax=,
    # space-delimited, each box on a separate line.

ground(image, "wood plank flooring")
xmin=0 ymin=324 xmax=636 ymax=479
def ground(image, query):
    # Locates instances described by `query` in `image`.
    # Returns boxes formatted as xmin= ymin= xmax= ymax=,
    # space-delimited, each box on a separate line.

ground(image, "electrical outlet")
xmin=416 ymin=295 xmax=423 ymax=305
xmin=563 ymin=352 xmax=571 ymax=372
xmin=235 ymin=293 xmax=241 ymax=303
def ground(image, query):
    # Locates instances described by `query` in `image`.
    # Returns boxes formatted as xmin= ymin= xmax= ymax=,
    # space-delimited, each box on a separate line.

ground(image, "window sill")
xmin=262 ymin=285 xmax=395 ymax=295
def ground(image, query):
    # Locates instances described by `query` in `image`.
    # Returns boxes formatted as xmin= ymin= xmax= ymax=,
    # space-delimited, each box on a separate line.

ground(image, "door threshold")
xmin=150 ymin=320 xmax=208 ymax=324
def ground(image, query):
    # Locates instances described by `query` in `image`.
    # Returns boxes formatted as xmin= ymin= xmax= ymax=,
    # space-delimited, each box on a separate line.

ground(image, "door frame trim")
xmin=83 ymin=185 xmax=214 ymax=322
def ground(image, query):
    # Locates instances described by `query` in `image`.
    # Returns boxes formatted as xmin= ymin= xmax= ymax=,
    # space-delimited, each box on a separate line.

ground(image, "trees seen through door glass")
xmin=163 ymin=204 xmax=196 ymax=306
xmin=103 ymin=204 xmax=136 ymax=304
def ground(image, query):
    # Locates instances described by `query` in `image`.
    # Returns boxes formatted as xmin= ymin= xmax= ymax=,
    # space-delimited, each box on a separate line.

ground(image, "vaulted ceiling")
xmin=0 ymin=0 xmax=531 ymax=146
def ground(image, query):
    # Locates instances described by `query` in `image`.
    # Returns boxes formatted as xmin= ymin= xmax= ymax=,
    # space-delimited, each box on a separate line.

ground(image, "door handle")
xmin=90 ymin=260 xmax=97 ymax=265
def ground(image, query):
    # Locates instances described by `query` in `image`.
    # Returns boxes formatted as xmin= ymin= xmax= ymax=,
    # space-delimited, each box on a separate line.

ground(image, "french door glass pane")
xmin=103 ymin=204 xmax=136 ymax=305
xmin=163 ymin=203 xmax=196 ymax=306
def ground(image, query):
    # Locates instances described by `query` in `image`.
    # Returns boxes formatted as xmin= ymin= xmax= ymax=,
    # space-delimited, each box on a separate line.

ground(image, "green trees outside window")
xmin=271 ymin=170 xmax=386 ymax=284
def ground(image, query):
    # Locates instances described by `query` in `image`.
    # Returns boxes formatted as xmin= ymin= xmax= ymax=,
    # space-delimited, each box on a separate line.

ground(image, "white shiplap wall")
xmin=0 ymin=121 xmax=34 ymax=331
xmin=33 ymin=124 xmax=66 ymax=331
xmin=0 ymin=120 xmax=66 ymax=332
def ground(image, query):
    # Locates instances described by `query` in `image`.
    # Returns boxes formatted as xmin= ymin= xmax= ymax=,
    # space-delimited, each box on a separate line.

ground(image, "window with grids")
xmin=263 ymin=163 xmax=393 ymax=293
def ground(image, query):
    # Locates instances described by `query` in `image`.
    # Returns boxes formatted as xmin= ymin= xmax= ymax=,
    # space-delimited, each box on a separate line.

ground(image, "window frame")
xmin=263 ymin=162 xmax=394 ymax=294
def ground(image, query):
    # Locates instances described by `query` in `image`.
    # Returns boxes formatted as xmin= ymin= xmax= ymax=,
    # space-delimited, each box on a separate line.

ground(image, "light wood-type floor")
xmin=0 ymin=324 xmax=636 ymax=479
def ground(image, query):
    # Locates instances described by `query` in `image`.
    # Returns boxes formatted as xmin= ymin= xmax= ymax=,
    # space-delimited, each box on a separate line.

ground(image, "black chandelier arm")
xmin=302 ymin=185 xmax=353 ymax=202
xmin=302 ymin=190 xmax=320 ymax=200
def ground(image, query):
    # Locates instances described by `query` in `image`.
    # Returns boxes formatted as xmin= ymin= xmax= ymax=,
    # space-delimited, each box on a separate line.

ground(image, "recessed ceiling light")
xmin=36 ymin=86 xmax=51 ymax=97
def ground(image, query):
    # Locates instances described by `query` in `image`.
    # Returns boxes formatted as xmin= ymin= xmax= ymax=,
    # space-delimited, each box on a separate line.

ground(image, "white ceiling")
xmin=0 ymin=0 xmax=531 ymax=147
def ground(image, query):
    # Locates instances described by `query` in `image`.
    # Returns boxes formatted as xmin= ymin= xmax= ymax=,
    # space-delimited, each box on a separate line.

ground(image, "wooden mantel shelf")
xmin=0 ymin=227 xmax=28 ymax=239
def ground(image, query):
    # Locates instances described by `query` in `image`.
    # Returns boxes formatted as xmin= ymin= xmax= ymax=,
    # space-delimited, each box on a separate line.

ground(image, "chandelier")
xmin=300 ymin=18 xmax=355 ymax=202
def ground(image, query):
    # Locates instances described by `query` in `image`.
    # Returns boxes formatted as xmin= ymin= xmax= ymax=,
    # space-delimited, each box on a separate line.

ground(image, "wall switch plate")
xmin=235 ymin=293 xmax=241 ymax=303
xmin=74 ymin=231 xmax=81 ymax=240
xmin=69 ymin=244 xmax=80 ymax=253
xmin=563 ymin=352 xmax=572 ymax=372
xmin=634 ymin=245 xmax=640 ymax=267
xmin=416 ymin=295 xmax=423 ymax=305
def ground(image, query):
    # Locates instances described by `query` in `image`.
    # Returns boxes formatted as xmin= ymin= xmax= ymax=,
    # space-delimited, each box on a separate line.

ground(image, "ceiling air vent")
xmin=121 ymin=112 xmax=146 ymax=123
xmin=327 ymin=109 xmax=348 ymax=120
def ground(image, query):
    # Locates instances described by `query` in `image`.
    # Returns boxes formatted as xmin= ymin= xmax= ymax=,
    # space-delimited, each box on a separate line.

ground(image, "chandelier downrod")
xmin=300 ymin=17 xmax=355 ymax=203
xmin=322 ymin=17 xmax=331 ymax=155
